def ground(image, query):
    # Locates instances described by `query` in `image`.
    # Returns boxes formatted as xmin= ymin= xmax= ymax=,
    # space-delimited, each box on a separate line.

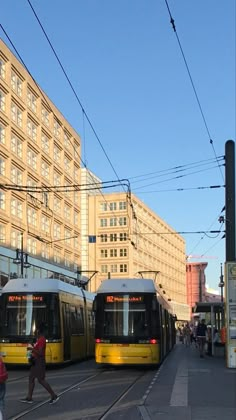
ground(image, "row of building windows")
xmin=0 ymin=192 xmax=80 ymax=222
xmin=100 ymin=201 xmax=127 ymax=211
xmin=0 ymin=63 xmax=77 ymax=150
xmin=100 ymin=233 xmax=128 ymax=242
xmin=100 ymin=217 xmax=127 ymax=227
xmin=0 ymin=157 xmax=79 ymax=186
xmin=101 ymin=264 xmax=128 ymax=273
xmin=100 ymin=248 xmax=128 ymax=258
xmin=0 ymin=123 xmax=80 ymax=179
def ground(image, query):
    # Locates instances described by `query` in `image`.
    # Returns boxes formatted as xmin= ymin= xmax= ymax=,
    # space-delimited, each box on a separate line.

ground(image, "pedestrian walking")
xmin=183 ymin=323 xmax=191 ymax=347
xmin=196 ymin=319 xmax=207 ymax=358
xmin=0 ymin=356 xmax=8 ymax=420
xmin=20 ymin=323 xmax=59 ymax=404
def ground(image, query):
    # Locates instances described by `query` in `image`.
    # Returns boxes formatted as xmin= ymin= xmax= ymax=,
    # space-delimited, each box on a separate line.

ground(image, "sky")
xmin=1 ymin=0 xmax=235 ymax=290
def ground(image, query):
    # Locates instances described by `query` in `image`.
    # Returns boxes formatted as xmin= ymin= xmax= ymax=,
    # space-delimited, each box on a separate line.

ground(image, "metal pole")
xmin=225 ymin=140 xmax=235 ymax=261
xmin=20 ymin=232 xmax=24 ymax=278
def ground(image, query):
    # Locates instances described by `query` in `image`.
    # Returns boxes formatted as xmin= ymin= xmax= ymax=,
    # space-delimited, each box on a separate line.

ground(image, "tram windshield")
xmin=0 ymin=293 xmax=60 ymax=339
xmin=96 ymin=293 xmax=157 ymax=338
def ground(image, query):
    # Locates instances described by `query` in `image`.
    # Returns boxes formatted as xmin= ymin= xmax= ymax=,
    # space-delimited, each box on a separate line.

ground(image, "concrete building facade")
xmin=87 ymin=192 xmax=190 ymax=320
xmin=0 ymin=39 xmax=190 ymax=321
xmin=0 ymin=39 xmax=82 ymax=282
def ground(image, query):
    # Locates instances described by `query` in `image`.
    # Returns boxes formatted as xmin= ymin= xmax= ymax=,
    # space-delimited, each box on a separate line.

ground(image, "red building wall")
xmin=186 ymin=262 xmax=208 ymax=318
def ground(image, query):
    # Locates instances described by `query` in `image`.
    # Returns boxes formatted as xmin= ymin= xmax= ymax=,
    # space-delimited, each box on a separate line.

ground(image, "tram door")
xmin=62 ymin=303 xmax=71 ymax=361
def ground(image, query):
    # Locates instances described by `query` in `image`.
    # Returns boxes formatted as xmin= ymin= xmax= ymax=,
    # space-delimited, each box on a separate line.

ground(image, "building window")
xmin=100 ymin=218 xmax=107 ymax=227
xmin=74 ymin=211 xmax=79 ymax=226
xmin=27 ymin=177 xmax=38 ymax=199
xmin=11 ymin=103 xmax=22 ymax=127
xmin=27 ymin=119 xmax=37 ymax=141
xmin=42 ymin=134 xmax=50 ymax=154
xmin=11 ymin=198 xmax=23 ymax=219
xmin=54 ymin=223 xmax=61 ymax=239
xmin=120 ymin=248 xmax=127 ymax=257
xmin=0 ymin=59 xmax=6 ymax=79
xmin=27 ymin=89 xmax=37 ymax=113
xmin=53 ymin=197 xmax=61 ymax=214
xmin=11 ymin=231 xmax=22 ymax=248
xmin=27 ymin=207 xmax=37 ymax=227
xmin=100 ymin=234 xmax=108 ymax=242
xmin=53 ymin=144 xmax=61 ymax=162
xmin=65 ymin=229 xmax=72 ymax=245
xmin=74 ymin=236 xmax=79 ymax=249
xmin=101 ymin=249 xmax=108 ymax=258
xmin=0 ymin=157 xmax=5 ymax=176
xmin=11 ymin=166 xmax=23 ymax=185
xmin=27 ymin=238 xmax=37 ymax=255
xmin=111 ymin=264 xmax=117 ymax=273
xmin=110 ymin=218 xmax=117 ymax=227
xmin=53 ymin=171 xmax=61 ymax=186
xmin=65 ymin=253 xmax=71 ymax=268
xmin=0 ymin=124 xmax=6 ymax=145
xmin=27 ymin=148 xmax=37 ymax=170
xmin=0 ymin=192 xmax=6 ymax=210
xmin=64 ymin=131 xmax=71 ymax=149
xmin=120 ymin=264 xmax=127 ymax=273
xmin=101 ymin=265 xmax=108 ymax=273
xmin=11 ymin=135 xmax=23 ymax=158
xmin=42 ymin=215 xmax=50 ymax=233
xmin=119 ymin=233 xmax=127 ymax=241
xmin=0 ymin=90 xmax=6 ymax=112
xmin=74 ymin=166 xmax=79 ymax=182
xmin=54 ymin=248 xmax=61 ymax=264
xmin=64 ymin=204 xmax=71 ymax=220
xmin=74 ymin=191 xmax=79 ymax=206
xmin=100 ymin=202 xmax=107 ymax=211
xmin=41 ymin=160 xmax=50 ymax=180
xmin=110 ymin=249 xmax=117 ymax=257
xmin=64 ymin=156 xmax=71 ymax=173
xmin=119 ymin=201 xmax=127 ymax=210
xmin=41 ymin=106 xmax=50 ymax=127
xmin=53 ymin=119 xmax=61 ymax=138
xmin=109 ymin=202 xmax=117 ymax=211
xmin=0 ymin=225 xmax=6 ymax=243
xmin=110 ymin=233 xmax=117 ymax=242
xmin=42 ymin=244 xmax=50 ymax=260
xmin=11 ymin=71 xmax=22 ymax=96
xmin=119 ymin=217 xmax=127 ymax=226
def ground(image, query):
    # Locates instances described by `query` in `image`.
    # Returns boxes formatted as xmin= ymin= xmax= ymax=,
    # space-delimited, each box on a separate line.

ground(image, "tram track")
xmin=97 ymin=370 xmax=146 ymax=420
xmin=7 ymin=366 xmax=150 ymax=420
xmin=8 ymin=370 xmax=103 ymax=420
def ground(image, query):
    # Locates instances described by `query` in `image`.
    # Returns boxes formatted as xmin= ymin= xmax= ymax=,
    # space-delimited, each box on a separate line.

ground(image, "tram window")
xmin=0 ymin=293 xmax=60 ymax=338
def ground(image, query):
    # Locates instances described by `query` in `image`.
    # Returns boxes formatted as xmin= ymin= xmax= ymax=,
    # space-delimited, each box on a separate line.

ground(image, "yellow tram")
xmin=0 ymin=277 xmax=95 ymax=365
xmin=94 ymin=278 xmax=176 ymax=366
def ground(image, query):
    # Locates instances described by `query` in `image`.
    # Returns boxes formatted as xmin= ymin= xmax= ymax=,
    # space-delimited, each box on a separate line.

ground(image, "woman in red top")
xmin=20 ymin=323 xmax=59 ymax=404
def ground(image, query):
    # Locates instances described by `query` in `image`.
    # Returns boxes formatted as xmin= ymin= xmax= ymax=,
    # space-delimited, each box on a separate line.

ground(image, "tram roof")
xmin=97 ymin=278 xmax=157 ymax=294
xmin=1 ymin=277 xmax=95 ymax=301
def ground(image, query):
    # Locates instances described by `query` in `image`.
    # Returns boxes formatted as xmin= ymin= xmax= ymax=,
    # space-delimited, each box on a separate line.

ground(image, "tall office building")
xmin=0 ymin=39 xmax=190 ymax=320
xmin=87 ymin=192 xmax=190 ymax=320
xmin=0 ymin=39 xmax=81 ymax=282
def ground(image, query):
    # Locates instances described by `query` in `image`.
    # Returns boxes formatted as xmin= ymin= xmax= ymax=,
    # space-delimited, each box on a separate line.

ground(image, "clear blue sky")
xmin=1 ymin=0 xmax=235 ymax=289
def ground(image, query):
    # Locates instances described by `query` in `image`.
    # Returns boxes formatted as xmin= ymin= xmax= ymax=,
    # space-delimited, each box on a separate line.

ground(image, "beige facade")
xmin=0 ymin=39 xmax=81 ymax=280
xmin=0 ymin=39 xmax=189 ymax=320
xmin=87 ymin=192 xmax=190 ymax=320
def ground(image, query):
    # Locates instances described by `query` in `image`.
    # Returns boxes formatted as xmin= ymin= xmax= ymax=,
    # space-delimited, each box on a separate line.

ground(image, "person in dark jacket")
xmin=196 ymin=319 xmax=207 ymax=358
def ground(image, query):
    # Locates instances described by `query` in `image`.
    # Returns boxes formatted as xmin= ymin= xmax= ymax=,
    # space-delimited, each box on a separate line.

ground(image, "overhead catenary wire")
xmin=164 ymin=0 xmax=224 ymax=182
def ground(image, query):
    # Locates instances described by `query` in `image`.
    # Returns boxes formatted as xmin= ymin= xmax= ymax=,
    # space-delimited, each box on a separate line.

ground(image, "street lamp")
xmin=13 ymin=233 xmax=31 ymax=278
xmin=218 ymin=263 xmax=224 ymax=303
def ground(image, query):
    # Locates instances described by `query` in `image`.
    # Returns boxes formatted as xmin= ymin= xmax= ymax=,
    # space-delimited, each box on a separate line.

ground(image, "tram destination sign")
xmin=105 ymin=295 xmax=144 ymax=303
xmin=7 ymin=295 xmax=44 ymax=303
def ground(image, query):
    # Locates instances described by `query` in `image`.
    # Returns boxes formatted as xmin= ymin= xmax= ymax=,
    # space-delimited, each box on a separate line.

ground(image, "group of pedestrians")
xmin=178 ymin=319 xmax=221 ymax=358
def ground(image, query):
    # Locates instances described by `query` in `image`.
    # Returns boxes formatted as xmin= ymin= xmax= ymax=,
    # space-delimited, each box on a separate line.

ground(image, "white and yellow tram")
xmin=0 ymin=277 xmax=95 ymax=365
xmin=94 ymin=278 xmax=176 ymax=366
